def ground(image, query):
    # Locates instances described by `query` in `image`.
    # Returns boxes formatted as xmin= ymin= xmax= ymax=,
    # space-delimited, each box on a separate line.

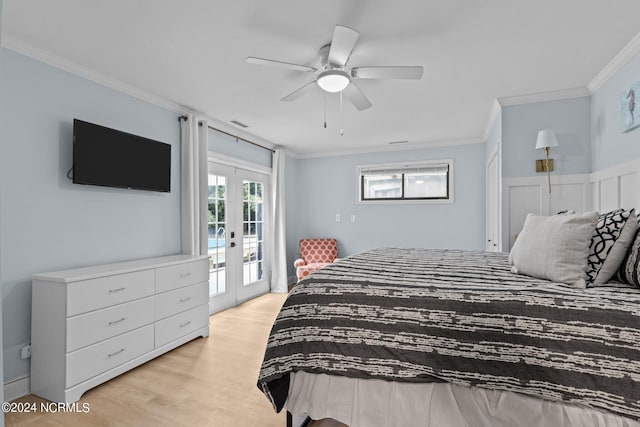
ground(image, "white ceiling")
xmin=3 ymin=0 xmax=640 ymax=156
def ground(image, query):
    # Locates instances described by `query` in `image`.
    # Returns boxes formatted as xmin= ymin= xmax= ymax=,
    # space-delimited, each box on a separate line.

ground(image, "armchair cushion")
xmin=297 ymin=263 xmax=332 ymax=281
xmin=299 ymin=238 xmax=338 ymax=264
xmin=295 ymin=238 xmax=338 ymax=282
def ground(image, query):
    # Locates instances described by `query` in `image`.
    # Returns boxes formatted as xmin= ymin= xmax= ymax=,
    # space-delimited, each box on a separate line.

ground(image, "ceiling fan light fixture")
xmin=317 ymin=69 xmax=350 ymax=93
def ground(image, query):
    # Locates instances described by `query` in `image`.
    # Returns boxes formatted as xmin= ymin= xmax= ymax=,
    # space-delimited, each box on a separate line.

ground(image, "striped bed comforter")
xmin=258 ymin=248 xmax=640 ymax=420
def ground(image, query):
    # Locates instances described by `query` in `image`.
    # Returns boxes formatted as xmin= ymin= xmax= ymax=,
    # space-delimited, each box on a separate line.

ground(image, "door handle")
xmin=230 ymin=242 xmax=236 ymax=248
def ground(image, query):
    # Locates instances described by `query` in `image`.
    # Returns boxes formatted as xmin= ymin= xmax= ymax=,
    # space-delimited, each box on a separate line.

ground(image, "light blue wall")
xmin=502 ymin=97 xmax=591 ymax=178
xmin=284 ymin=155 xmax=300 ymax=279
xmin=287 ymin=143 xmax=487 ymax=272
xmin=0 ymin=49 xmax=182 ymax=382
xmin=591 ymin=52 xmax=640 ymax=171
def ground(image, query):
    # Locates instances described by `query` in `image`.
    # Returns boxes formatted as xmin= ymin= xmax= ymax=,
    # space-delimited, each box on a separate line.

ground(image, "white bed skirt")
xmin=286 ymin=372 xmax=640 ymax=427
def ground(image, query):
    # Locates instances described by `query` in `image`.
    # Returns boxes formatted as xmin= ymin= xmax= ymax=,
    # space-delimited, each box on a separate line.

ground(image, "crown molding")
xmin=2 ymin=36 xmax=190 ymax=115
xmin=497 ymin=86 xmax=590 ymax=107
xmin=294 ymin=137 xmax=484 ymax=159
xmin=7 ymin=28 xmax=639 ymax=158
xmin=2 ymin=37 xmax=280 ymax=152
xmin=588 ymin=31 xmax=640 ymax=93
xmin=482 ymin=100 xmax=502 ymax=142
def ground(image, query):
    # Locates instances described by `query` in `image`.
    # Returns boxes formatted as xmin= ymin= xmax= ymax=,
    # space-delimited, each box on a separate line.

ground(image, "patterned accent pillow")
xmin=587 ymin=208 xmax=637 ymax=286
xmin=617 ymin=218 xmax=640 ymax=287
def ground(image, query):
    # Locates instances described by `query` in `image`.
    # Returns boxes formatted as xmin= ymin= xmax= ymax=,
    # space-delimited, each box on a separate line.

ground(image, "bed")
xmin=258 ymin=212 xmax=640 ymax=427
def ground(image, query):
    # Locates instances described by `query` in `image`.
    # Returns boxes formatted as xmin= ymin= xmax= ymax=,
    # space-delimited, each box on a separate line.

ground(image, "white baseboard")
xmin=4 ymin=376 xmax=30 ymax=402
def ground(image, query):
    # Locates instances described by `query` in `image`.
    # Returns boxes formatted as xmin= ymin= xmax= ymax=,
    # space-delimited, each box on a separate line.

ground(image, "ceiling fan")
xmin=246 ymin=25 xmax=423 ymax=111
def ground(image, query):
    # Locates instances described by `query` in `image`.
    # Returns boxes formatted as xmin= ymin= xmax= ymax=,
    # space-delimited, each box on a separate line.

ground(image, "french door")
xmin=208 ymin=162 xmax=270 ymax=313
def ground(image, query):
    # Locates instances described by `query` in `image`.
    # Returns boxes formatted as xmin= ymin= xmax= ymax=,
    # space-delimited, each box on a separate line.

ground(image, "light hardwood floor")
xmin=5 ymin=293 xmax=289 ymax=427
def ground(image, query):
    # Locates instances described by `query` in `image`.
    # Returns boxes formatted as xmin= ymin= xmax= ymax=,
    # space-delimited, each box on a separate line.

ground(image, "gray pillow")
xmin=617 ymin=217 xmax=640 ymax=287
xmin=510 ymin=211 xmax=599 ymax=288
xmin=587 ymin=208 xmax=637 ymax=286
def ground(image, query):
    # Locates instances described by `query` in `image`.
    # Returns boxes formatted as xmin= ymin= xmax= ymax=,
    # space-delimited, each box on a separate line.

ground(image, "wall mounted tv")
xmin=73 ymin=119 xmax=171 ymax=192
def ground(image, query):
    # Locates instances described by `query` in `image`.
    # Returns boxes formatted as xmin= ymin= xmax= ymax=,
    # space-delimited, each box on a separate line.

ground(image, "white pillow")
xmin=508 ymin=210 xmax=575 ymax=265
xmin=510 ymin=211 xmax=599 ymax=288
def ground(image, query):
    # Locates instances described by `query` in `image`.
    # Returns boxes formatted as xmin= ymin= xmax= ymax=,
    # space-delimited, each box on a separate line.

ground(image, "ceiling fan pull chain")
xmin=323 ymin=94 xmax=327 ymax=129
xmin=339 ymin=92 xmax=344 ymax=136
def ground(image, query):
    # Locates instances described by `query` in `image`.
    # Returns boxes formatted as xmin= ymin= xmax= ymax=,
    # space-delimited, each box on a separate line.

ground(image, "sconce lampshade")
xmin=535 ymin=129 xmax=558 ymax=194
xmin=535 ymin=129 xmax=559 ymax=150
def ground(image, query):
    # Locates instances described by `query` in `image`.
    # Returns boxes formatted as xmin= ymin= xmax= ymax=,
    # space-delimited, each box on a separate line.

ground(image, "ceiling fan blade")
xmin=343 ymin=82 xmax=372 ymax=111
xmin=328 ymin=25 xmax=359 ymax=67
xmin=246 ymin=57 xmax=317 ymax=73
xmin=351 ymin=66 xmax=424 ymax=80
xmin=281 ymin=80 xmax=318 ymax=102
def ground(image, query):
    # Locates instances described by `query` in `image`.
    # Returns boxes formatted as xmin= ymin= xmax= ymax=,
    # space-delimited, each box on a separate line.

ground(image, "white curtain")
xmin=271 ymin=148 xmax=288 ymax=293
xmin=180 ymin=114 xmax=208 ymax=256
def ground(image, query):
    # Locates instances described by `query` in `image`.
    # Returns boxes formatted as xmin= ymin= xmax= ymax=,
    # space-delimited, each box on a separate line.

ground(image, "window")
xmin=358 ymin=159 xmax=454 ymax=203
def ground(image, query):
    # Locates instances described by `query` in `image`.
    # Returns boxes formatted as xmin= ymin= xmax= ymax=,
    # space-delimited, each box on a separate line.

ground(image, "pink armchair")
xmin=294 ymin=238 xmax=338 ymax=282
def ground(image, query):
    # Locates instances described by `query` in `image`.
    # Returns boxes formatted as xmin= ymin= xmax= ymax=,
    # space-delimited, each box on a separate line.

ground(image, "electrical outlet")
xmin=335 ymin=214 xmax=341 ymax=222
xmin=350 ymin=214 xmax=356 ymax=223
xmin=20 ymin=345 xmax=31 ymax=359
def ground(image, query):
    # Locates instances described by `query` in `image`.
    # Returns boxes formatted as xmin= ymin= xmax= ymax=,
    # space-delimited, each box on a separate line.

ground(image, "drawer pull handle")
xmin=108 ymin=317 xmax=126 ymax=326
xmin=108 ymin=287 xmax=126 ymax=294
xmin=107 ymin=348 xmax=125 ymax=358
xmin=179 ymin=272 xmax=192 ymax=278
xmin=179 ymin=297 xmax=191 ymax=303
xmin=179 ymin=321 xmax=191 ymax=328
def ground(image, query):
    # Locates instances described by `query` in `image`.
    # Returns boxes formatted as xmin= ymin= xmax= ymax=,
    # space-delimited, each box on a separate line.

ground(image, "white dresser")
xmin=31 ymin=255 xmax=210 ymax=403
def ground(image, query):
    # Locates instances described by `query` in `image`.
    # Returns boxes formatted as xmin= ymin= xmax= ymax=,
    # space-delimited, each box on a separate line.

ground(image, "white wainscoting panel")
xmin=502 ymin=174 xmax=590 ymax=251
xmin=590 ymin=158 xmax=640 ymax=213
xmin=507 ymin=184 xmax=541 ymax=250
xmin=620 ymin=172 xmax=639 ymax=210
xmin=502 ymin=159 xmax=640 ymax=252
xmin=598 ymin=177 xmax=618 ymax=213
xmin=550 ymin=183 xmax=588 ymax=216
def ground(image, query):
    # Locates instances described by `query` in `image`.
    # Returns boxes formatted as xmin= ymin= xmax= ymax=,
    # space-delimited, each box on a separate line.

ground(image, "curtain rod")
xmin=179 ymin=115 xmax=275 ymax=153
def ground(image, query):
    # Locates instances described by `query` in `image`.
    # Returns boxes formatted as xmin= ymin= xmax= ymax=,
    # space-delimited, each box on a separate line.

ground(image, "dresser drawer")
xmin=67 ymin=270 xmax=155 ymax=316
xmin=66 ymin=297 xmax=155 ymax=352
xmin=66 ymin=325 xmax=154 ymax=388
xmin=156 ymin=259 xmax=209 ymax=293
xmin=155 ymin=282 xmax=208 ymax=321
xmin=155 ymin=304 xmax=209 ymax=348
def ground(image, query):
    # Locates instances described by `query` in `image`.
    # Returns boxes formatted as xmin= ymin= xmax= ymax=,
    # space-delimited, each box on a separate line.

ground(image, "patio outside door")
xmin=208 ymin=162 xmax=270 ymax=313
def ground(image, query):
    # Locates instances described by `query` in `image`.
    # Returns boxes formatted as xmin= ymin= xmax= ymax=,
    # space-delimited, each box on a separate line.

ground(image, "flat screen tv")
xmin=73 ymin=119 xmax=171 ymax=192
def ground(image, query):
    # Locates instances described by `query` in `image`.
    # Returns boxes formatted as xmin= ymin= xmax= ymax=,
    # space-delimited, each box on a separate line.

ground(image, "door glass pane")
xmin=243 ymin=179 xmax=264 ymax=285
xmin=208 ymin=174 xmax=227 ymax=296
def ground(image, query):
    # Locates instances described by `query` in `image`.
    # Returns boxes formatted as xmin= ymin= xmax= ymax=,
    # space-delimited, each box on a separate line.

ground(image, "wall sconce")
xmin=535 ymin=129 xmax=559 ymax=193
